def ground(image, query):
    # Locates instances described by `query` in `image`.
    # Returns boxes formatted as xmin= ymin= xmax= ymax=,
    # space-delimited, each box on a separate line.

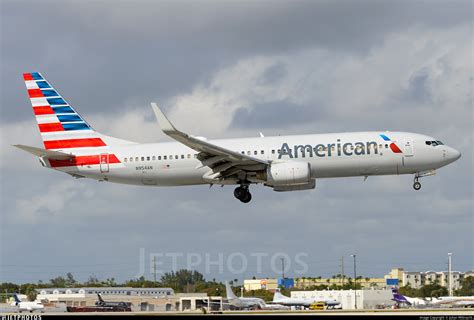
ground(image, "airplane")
xmin=225 ymin=282 xmax=266 ymax=309
xmin=272 ymin=290 xmax=341 ymax=308
xmin=95 ymin=293 xmax=131 ymax=309
xmin=10 ymin=293 xmax=45 ymax=313
xmin=391 ymin=288 xmax=474 ymax=308
xmin=429 ymin=295 xmax=474 ymax=308
xmin=391 ymin=287 xmax=428 ymax=307
xmin=15 ymin=72 xmax=462 ymax=203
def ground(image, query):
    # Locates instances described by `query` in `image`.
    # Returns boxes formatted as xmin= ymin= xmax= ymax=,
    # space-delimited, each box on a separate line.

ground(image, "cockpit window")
xmin=426 ymin=140 xmax=444 ymax=147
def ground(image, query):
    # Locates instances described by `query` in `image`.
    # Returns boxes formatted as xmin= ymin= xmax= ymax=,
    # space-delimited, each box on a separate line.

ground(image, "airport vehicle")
xmin=273 ymin=290 xmax=340 ymax=308
xmin=309 ymin=302 xmax=326 ymax=310
xmin=225 ymin=282 xmax=266 ymax=309
xmin=10 ymin=293 xmax=44 ymax=313
xmin=16 ymin=72 xmax=461 ymax=203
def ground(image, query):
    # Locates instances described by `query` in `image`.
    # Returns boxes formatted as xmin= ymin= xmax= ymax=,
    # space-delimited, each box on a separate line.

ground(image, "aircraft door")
xmin=100 ymin=153 xmax=109 ymax=173
xmin=403 ymin=140 xmax=414 ymax=157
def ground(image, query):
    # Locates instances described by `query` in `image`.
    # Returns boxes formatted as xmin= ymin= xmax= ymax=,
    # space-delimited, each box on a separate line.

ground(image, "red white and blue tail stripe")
xmin=23 ymin=72 xmax=133 ymax=169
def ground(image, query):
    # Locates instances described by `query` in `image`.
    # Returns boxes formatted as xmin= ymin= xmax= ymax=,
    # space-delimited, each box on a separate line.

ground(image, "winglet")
xmin=151 ymin=103 xmax=178 ymax=133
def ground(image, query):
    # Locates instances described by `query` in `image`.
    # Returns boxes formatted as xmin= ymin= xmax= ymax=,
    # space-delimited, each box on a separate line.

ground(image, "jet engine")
xmin=256 ymin=161 xmax=315 ymax=191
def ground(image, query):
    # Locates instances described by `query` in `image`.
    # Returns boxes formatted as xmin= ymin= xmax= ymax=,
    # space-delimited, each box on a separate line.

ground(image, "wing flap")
xmin=14 ymin=144 xmax=74 ymax=160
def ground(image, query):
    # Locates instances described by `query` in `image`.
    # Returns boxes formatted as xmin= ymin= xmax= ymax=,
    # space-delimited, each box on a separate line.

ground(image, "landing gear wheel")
xmin=234 ymin=186 xmax=252 ymax=203
xmin=413 ymin=181 xmax=421 ymax=190
xmin=234 ymin=187 xmax=245 ymax=199
xmin=240 ymin=192 xmax=252 ymax=203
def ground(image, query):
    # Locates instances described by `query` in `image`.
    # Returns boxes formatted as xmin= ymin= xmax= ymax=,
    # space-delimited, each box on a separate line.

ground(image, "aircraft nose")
xmin=448 ymin=147 xmax=461 ymax=162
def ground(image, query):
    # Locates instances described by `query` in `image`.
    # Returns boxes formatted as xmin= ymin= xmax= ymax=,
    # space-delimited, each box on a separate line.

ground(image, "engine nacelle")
xmin=265 ymin=161 xmax=312 ymax=187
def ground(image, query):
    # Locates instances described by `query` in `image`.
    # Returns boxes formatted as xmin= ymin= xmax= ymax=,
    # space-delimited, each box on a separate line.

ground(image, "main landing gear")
xmin=234 ymin=185 xmax=252 ymax=203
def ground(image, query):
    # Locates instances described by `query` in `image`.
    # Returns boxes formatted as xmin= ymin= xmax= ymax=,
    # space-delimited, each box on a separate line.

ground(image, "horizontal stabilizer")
xmin=13 ymin=144 xmax=74 ymax=160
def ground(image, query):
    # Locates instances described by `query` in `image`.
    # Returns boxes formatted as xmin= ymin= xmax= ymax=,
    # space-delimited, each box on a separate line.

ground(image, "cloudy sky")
xmin=1 ymin=0 xmax=472 ymax=285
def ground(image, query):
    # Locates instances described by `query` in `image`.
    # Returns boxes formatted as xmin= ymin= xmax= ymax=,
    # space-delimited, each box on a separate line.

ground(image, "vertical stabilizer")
xmin=225 ymin=282 xmax=237 ymax=300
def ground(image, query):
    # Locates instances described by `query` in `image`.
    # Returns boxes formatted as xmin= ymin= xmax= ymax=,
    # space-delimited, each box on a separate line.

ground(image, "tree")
xmin=455 ymin=276 xmax=474 ymax=296
xmin=50 ymin=276 xmax=66 ymax=288
xmin=66 ymin=273 xmax=76 ymax=287
xmin=25 ymin=285 xmax=37 ymax=302
xmin=159 ymin=269 xmax=205 ymax=292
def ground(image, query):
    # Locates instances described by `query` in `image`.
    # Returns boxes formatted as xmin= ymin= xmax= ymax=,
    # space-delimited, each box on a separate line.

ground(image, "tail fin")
xmin=272 ymin=290 xmax=287 ymax=302
xmin=23 ymin=72 xmax=133 ymax=151
xmin=391 ymin=287 xmax=411 ymax=305
xmin=13 ymin=293 xmax=21 ymax=304
xmin=225 ymin=282 xmax=237 ymax=300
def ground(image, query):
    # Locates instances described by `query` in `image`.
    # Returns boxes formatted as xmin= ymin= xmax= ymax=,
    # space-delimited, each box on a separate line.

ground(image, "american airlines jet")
xmin=15 ymin=72 xmax=461 ymax=203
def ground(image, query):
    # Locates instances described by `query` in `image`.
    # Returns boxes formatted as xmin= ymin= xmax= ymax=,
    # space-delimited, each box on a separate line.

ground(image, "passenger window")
xmin=254 ymin=150 xmax=257 ymax=155
xmin=187 ymin=154 xmax=191 ymax=159
xmin=152 ymin=156 xmax=156 ymax=161
xmin=141 ymin=157 xmax=145 ymax=161
xmin=124 ymin=158 xmax=127 ymax=162
xmin=261 ymin=150 xmax=264 ymax=154
xmin=385 ymin=144 xmax=388 ymax=148
xmin=164 ymin=156 xmax=167 ymax=160
xmin=181 ymin=155 xmax=184 ymax=159
xmin=379 ymin=144 xmax=382 ymax=149
xmin=169 ymin=155 xmax=172 ymax=159
xmin=272 ymin=150 xmax=275 ymax=154
xmin=194 ymin=154 xmax=198 ymax=158
xmin=241 ymin=151 xmax=245 ymax=154
xmin=247 ymin=151 xmax=251 ymax=155
xmin=147 ymin=156 xmax=150 ymax=161
xmin=158 ymin=156 xmax=162 ymax=160
xmin=135 ymin=157 xmax=139 ymax=162
xmin=175 ymin=155 xmax=178 ymax=159
xmin=129 ymin=157 xmax=133 ymax=162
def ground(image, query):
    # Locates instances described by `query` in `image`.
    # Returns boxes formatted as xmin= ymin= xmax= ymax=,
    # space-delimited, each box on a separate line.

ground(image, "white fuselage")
xmin=228 ymin=296 xmax=266 ymax=309
xmin=52 ymin=131 xmax=460 ymax=187
xmin=11 ymin=301 xmax=45 ymax=312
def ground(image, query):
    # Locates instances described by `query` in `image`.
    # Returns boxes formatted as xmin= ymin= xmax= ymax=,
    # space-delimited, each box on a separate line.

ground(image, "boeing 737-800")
xmin=15 ymin=72 xmax=461 ymax=203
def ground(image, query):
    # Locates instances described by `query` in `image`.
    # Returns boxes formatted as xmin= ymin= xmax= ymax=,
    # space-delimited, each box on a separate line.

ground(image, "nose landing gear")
xmin=413 ymin=178 xmax=421 ymax=190
xmin=412 ymin=170 xmax=436 ymax=190
xmin=234 ymin=185 xmax=252 ymax=203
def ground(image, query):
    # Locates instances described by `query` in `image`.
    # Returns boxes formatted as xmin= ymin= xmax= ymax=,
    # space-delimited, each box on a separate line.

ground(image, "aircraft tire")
xmin=413 ymin=181 xmax=421 ymax=190
xmin=240 ymin=191 xmax=252 ymax=203
xmin=234 ymin=187 xmax=245 ymax=199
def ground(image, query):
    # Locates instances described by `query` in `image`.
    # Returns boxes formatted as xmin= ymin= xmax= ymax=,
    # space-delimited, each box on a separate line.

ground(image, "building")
xmin=244 ymin=279 xmax=278 ymax=292
xmin=385 ymin=268 xmax=474 ymax=289
xmin=35 ymin=287 xmax=214 ymax=312
xmin=243 ymin=278 xmax=295 ymax=292
xmin=291 ymin=289 xmax=393 ymax=310
xmin=294 ymin=277 xmax=387 ymax=290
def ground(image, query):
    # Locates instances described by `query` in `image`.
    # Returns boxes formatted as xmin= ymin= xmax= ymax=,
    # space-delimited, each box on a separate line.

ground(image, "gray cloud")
xmin=1 ymin=0 xmax=472 ymax=284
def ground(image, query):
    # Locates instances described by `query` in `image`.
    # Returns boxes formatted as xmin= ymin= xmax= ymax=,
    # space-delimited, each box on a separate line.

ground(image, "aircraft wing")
xmin=151 ymin=103 xmax=269 ymax=181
